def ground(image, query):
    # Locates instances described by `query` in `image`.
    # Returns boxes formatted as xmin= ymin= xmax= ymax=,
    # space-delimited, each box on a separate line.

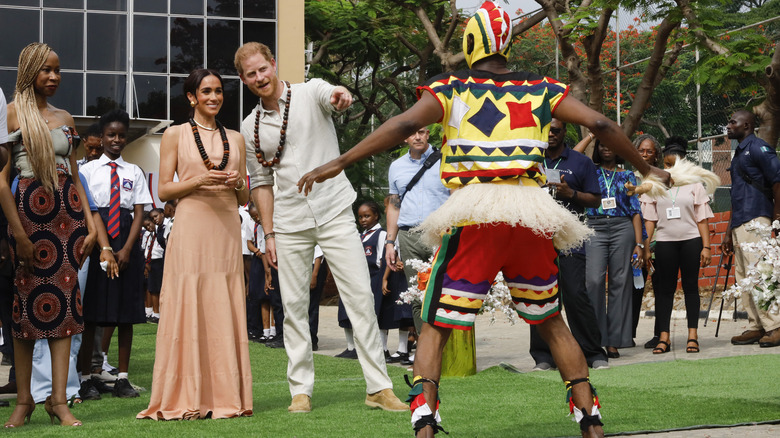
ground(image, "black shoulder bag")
xmin=399 ymin=148 xmax=441 ymax=204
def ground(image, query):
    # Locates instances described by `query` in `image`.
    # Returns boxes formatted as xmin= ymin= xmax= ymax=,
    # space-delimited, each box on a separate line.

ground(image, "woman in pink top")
xmin=640 ymin=138 xmax=714 ymax=354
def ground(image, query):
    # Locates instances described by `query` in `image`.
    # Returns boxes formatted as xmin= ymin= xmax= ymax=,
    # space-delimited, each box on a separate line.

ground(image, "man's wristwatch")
xmin=636 ymin=243 xmax=645 ymax=249
xmin=385 ymin=239 xmax=395 ymax=246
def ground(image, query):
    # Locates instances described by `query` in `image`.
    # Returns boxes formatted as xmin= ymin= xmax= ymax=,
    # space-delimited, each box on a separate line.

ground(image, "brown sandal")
xmin=652 ymin=340 xmax=671 ymax=354
xmin=686 ymin=338 xmax=700 ymax=353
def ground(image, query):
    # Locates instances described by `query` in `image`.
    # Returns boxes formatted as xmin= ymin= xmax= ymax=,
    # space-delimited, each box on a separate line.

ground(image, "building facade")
xmin=0 ymin=0 xmax=304 ymax=205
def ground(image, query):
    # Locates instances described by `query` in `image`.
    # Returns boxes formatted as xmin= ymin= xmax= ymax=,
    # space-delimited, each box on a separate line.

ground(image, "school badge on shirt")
xmin=365 ymin=247 xmax=373 ymax=256
xmin=122 ymin=178 xmax=134 ymax=191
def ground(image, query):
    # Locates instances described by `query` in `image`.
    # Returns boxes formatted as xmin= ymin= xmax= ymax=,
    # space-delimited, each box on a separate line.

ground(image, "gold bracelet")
xmin=101 ymin=246 xmax=113 ymax=251
xmin=235 ymin=178 xmax=246 ymax=191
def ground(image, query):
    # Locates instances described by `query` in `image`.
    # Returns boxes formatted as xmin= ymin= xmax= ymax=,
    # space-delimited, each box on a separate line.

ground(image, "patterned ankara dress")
xmin=7 ymin=127 xmax=86 ymax=340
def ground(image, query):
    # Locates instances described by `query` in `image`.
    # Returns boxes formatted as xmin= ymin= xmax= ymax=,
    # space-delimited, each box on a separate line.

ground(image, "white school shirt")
xmin=79 ymin=155 xmax=152 ymax=209
xmin=0 ymin=89 xmax=7 ymax=144
xmin=251 ymin=222 xmax=266 ymax=254
xmin=241 ymin=79 xmax=357 ymax=233
xmin=141 ymin=229 xmax=164 ymax=260
xmin=239 ymin=207 xmax=253 ymax=255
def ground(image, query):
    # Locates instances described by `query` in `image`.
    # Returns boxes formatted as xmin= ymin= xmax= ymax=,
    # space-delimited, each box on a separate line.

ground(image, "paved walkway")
xmin=2 ymin=306 xmax=778 ymax=436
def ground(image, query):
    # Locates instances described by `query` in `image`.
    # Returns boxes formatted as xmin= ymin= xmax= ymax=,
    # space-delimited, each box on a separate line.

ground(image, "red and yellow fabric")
xmin=418 ymin=70 xmax=569 ymax=190
xmin=420 ymin=222 xmax=560 ymax=330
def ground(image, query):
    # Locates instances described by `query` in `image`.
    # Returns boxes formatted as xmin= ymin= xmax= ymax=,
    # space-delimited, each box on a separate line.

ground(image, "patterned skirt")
xmin=9 ymin=174 xmax=86 ymax=340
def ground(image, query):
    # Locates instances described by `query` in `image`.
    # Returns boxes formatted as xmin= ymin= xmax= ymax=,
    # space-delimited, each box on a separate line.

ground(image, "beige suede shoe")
xmin=288 ymin=394 xmax=311 ymax=413
xmin=365 ymin=388 xmax=408 ymax=412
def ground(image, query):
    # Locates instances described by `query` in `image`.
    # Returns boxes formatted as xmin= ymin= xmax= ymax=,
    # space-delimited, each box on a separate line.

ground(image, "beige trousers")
xmin=276 ymin=207 xmax=392 ymax=397
xmin=733 ymin=217 xmax=780 ymax=332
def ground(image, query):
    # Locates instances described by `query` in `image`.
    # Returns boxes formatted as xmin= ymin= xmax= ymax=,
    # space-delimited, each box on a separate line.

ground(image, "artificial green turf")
xmin=4 ymin=323 xmax=780 ymax=437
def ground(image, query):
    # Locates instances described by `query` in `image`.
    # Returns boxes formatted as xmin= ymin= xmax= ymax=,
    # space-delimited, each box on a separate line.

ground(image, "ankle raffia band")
xmin=564 ymin=376 xmax=601 ymax=415
xmin=577 ymin=407 xmax=603 ymax=432
xmin=414 ymin=413 xmax=449 ymax=435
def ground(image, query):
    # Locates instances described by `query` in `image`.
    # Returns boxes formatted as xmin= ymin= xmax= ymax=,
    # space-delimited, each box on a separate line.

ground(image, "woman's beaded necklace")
xmin=189 ymin=118 xmax=230 ymax=170
xmin=254 ymin=81 xmax=291 ymax=167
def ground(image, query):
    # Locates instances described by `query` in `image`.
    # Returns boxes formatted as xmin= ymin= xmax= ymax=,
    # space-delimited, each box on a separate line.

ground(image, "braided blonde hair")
xmin=14 ymin=42 xmax=58 ymax=192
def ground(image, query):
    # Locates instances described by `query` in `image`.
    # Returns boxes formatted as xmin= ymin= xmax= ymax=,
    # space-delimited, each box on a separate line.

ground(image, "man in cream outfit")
xmin=234 ymin=42 xmax=406 ymax=413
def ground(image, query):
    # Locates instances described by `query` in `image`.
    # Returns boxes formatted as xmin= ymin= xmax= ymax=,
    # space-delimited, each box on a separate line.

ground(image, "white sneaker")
xmin=92 ymin=370 xmax=118 ymax=382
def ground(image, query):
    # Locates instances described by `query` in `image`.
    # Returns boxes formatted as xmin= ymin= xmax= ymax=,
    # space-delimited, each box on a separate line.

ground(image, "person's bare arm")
xmin=93 ymin=211 xmax=118 ymax=278
xmin=230 ymin=131 xmax=250 ymax=206
xmin=385 ymin=194 xmax=401 ymax=270
xmin=553 ymin=97 xmax=670 ymax=185
xmin=297 ymin=92 xmax=443 ymax=195
xmin=644 ymin=220 xmax=656 ymax=272
xmin=572 ymin=132 xmax=595 ymax=154
xmin=698 ymin=219 xmax=711 ymax=267
xmin=115 ymin=203 xmax=145 ymax=271
xmin=251 ymin=185 xmax=276 ymax=269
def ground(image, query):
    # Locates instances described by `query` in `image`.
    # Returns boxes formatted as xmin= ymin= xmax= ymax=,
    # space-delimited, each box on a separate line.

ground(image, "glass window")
xmin=44 ymin=0 xmax=84 ymax=8
xmin=208 ymin=0 xmax=239 ymax=17
xmin=170 ymin=17 xmax=204 ymax=74
xmin=207 ymin=19 xmax=239 ymax=75
xmin=0 ymin=71 xmax=17 ymax=104
xmin=3 ymin=0 xmax=38 ymax=6
xmin=169 ymin=76 xmax=189 ymax=125
xmin=244 ymin=0 xmax=275 ymax=19
xmin=49 ymin=72 xmax=84 ymax=116
xmin=135 ymin=0 xmax=167 ymax=14
xmin=171 ymin=0 xmax=203 ymax=15
xmin=242 ymin=88 xmax=260 ymax=121
xmin=220 ymin=78 xmax=240 ymax=130
xmin=134 ymin=15 xmax=167 ymax=73
xmin=0 ymin=9 xmax=40 ymax=67
xmin=43 ymin=11 xmax=84 ymax=71
xmin=133 ymin=75 xmax=167 ymax=120
xmin=86 ymin=73 xmax=126 ymax=116
xmin=87 ymin=13 xmax=127 ymax=71
xmin=243 ymin=20 xmax=276 ymax=53
xmin=87 ymin=0 xmax=127 ymax=11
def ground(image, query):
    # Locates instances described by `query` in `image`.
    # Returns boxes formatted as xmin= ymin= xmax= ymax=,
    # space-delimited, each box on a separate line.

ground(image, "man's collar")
xmin=409 ymin=144 xmax=434 ymax=161
xmin=258 ymin=81 xmax=289 ymax=115
xmin=736 ymin=133 xmax=756 ymax=150
xmin=546 ymin=145 xmax=569 ymax=161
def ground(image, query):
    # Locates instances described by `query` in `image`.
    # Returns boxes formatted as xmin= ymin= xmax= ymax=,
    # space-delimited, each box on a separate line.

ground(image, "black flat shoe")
xmin=644 ymin=336 xmax=660 ymax=349
xmin=606 ymin=347 xmax=620 ymax=359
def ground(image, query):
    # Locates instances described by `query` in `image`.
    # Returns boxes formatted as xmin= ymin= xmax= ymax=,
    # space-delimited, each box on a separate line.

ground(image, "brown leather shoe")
xmin=731 ymin=329 xmax=765 ymax=345
xmin=759 ymin=328 xmax=780 ymax=348
xmin=287 ymin=394 xmax=311 ymax=413
xmin=0 ymin=381 xmax=16 ymax=395
xmin=365 ymin=388 xmax=408 ymax=412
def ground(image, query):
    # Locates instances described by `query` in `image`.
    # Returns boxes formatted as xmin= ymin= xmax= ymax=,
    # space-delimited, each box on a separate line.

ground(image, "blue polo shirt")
xmin=729 ymin=134 xmax=780 ymax=229
xmin=388 ymin=145 xmax=450 ymax=228
xmin=544 ymin=146 xmax=601 ymax=254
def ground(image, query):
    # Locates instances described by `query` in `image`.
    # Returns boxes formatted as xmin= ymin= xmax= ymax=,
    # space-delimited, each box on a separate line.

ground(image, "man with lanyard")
xmin=722 ymin=110 xmax=780 ymax=348
xmin=386 ymin=126 xmax=449 ymax=356
xmin=298 ymin=3 xmax=669 ymax=436
xmin=529 ymin=118 xmax=609 ymax=371
xmin=235 ymin=42 xmax=406 ymax=414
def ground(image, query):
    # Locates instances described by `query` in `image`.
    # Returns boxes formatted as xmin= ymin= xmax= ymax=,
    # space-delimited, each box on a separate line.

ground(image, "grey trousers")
xmin=398 ymin=228 xmax=434 ymax=335
xmin=585 ymin=217 xmax=635 ymax=348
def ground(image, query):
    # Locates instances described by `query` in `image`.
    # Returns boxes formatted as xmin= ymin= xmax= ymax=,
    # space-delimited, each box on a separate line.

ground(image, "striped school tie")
xmin=107 ymin=162 xmax=120 ymax=239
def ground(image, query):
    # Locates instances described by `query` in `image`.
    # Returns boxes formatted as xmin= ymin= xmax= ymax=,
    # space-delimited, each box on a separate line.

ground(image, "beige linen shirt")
xmin=241 ymin=79 xmax=356 ymax=233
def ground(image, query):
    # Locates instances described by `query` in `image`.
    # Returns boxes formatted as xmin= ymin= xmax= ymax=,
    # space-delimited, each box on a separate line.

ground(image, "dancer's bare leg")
xmin=538 ymin=314 xmax=604 ymax=438
xmin=412 ymin=323 xmax=451 ymax=438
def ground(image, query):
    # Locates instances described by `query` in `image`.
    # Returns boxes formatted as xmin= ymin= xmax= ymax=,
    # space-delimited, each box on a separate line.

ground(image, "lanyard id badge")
xmin=545 ymin=168 xmax=561 ymax=184
xmin=666 ymin=187 xmax=681 ymax=219
xmin=601 ymin=197 xmax=617 ymax=210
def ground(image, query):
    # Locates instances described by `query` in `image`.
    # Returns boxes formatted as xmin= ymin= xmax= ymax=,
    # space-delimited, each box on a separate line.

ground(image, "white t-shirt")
xmin=239 ymin=207 xmax=253 ymax=255
xmin=0 ymin=88 xmax=7 ymax=144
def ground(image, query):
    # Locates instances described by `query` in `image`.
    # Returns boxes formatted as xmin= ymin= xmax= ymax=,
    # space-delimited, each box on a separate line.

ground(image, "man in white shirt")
xmin=235 ymin=42 xmax=406 ymax=414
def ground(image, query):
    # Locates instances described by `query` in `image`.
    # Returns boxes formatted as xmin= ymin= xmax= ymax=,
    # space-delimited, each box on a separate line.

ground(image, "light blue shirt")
xmin=388 ymin=145 xmax=450 ymax=227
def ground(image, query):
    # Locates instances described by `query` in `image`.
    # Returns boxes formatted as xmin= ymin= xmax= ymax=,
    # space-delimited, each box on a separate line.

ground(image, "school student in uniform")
xmin=78 ymin=109 xmax=152 ymax=398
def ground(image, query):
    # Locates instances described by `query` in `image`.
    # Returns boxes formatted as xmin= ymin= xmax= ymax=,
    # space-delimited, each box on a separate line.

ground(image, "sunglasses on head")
xmin=549 ymin=127 xmax=563 ymax=134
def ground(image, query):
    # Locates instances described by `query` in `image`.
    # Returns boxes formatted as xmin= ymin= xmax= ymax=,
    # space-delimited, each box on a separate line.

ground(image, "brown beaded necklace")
xmin=189 ymin=118 xmax=230 ymax=170
xmin=254 ymin=80 xmax=291 ymax=167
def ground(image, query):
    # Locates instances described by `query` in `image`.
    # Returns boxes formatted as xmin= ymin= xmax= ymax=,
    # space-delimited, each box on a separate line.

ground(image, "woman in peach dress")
xmin=137 ymin=68 xmax=252 ymax=420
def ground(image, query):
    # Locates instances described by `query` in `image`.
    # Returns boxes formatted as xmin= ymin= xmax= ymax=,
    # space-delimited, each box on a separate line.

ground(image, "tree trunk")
xmin=754 ymin=41 xmax=780 ymax=148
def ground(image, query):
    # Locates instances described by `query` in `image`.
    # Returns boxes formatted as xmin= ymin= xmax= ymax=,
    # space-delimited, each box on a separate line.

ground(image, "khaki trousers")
xmin=733 ymin=217 xmax=780 ymax=332
xmin=276 ymin=207 xmax=392 ymax=397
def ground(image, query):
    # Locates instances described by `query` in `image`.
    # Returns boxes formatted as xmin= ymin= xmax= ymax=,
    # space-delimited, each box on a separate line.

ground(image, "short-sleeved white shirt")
xmin=239 ymin=207 xmax=253 ymax=255
xmin=80 ymin=155 xmax=152 ymax=208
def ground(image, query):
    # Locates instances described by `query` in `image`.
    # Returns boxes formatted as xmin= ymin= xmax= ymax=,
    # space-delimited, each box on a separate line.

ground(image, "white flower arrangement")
xmin=723 ymin=219 xmax=780 ymax=315
xmin=398 ymin=259 xmax=519 ymax=325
